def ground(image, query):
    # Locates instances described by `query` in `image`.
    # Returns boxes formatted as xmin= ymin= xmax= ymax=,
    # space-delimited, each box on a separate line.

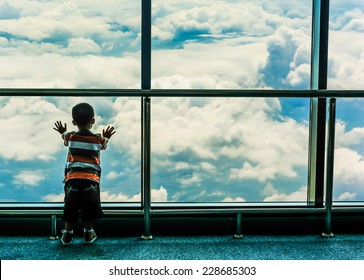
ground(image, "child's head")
xmin=72 ymin=102 xmax=95 ymax=128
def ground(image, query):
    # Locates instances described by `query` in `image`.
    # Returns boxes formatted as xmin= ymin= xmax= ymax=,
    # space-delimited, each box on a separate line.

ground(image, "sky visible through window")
xmin=329 ymin=0 xmax=364 ymax=202
xmin=0 ymin=0 xmax=363 ymax=202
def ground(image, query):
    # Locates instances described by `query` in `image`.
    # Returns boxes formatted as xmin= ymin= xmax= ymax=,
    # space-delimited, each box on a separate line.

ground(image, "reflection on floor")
xmin=1 ymin=234 xmax=364 ymax=260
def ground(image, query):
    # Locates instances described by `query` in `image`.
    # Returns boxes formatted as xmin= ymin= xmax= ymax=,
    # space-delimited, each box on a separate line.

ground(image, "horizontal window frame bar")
xmin=2 ymin=207 xmax=364 ymax=217
xmin=1 ymin=89 xmax=364 ymax=98
xmin=1 ymin=202 xmax=364 ymax=216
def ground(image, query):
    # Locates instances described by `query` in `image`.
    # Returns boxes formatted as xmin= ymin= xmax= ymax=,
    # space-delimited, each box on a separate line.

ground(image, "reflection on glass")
xmin=151 ymin=97 xmax=309 ymax=202
xmin=0 ymin=97 xmax=141 ymax=202
xmin=152 ymin=0 xmax=312 ymax=89
xmin=329 ymin=1 xmax=364 ymax=202
xmin=0 ymin=0 xmax=141 ymax=88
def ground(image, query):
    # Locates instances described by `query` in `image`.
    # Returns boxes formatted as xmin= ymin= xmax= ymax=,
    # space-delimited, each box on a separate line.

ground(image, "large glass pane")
xmin=0 ymin=97 xmax=141 ymax=202
xmin=150 ymin=0 xmax=312 ymax=203
xmin=0 ymin=0 xmax=140 ymax=88
xmin=151 ymin=97 xmax=310 ymax=203
xmin=329 ymin=1 xmax=364 ymax=202
xmin=152 ymin=0 xmax=312 ymax=90
xmin=328 ymin=0 xmax=364 ymax=89
xmin=334 ymin=99 xmax=364 ymax=202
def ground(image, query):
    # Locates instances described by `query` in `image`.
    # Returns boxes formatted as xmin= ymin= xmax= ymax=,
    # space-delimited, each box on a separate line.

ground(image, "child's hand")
xmin=103 ymin=126 xmax=116 ymax=139
xmin=53 ymin=121 xmax=67 ymax=134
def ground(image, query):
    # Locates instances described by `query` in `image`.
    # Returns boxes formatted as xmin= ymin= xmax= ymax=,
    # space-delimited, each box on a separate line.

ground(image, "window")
xmin=152 ymin=0 xmax=312 ymax=90
xmin=1 ymin=0 xmax=359 ymax=207
xmin=329 ymin=0 xmax=364 ymax=202
xmin=0 ymin=96 xmax=141 ymax=202
xmin=151 ymin=97 xmax=309 ymax=202
xmin=0 ymin=0 xmax=140 ymax=88
xmin=150 ymin=0 xmax=312 ymax=203
xmin=0 ymin=0 xmax=141 ymax=202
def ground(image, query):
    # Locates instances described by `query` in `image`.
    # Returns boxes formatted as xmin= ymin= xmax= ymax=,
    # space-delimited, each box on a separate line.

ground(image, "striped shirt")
xmin=63 ymin=130 xmax=108 ymax=183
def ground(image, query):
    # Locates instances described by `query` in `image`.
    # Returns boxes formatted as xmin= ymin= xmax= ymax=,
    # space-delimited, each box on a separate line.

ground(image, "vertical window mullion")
xmin=308 ymin=0 xmax=330 ymax=207
xmin=142 ymin=0 xmax=151 ymax=90
xmin=141 ymin=0 xmax=153 ymax=239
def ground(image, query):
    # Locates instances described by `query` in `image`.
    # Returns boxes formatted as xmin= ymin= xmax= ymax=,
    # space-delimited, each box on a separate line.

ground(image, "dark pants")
xmin=63 ymin=179 xmax=103 ymax=223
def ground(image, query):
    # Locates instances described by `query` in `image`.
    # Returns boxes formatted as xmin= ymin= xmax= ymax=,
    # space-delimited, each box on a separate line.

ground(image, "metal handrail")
xmin=322 ymin=98 xmax=336 ymax=237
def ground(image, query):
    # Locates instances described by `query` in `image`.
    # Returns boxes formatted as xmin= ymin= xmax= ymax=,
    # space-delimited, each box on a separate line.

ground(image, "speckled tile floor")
xmin=1 ymin=234 xmax=364 ymax=260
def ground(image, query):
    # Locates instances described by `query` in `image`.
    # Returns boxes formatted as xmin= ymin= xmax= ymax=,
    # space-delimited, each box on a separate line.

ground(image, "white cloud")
xmin=101 ymin=186 xmax=168 ymax=202
xmin=152 ymin=25 xmax=173 ymax=41
xmin=200 ymin=162 xmax=216 ymax=172
xmin=335 ymin=120 xmax=364 ymax=147
xmin=0 ymin=97 xmax=68 ymax=161
xmin=0 ymin=1 xmax=21 ymax=19
xmin=105 ymin=171 xmax=121 ymax=180
xmin=110 ymin=98 xmax=141 ymax=163
xmin=0 ymin=1 xmax=121 ymax=41
xmin=328 ymin=7 xmax=364 ymax=90
xmin=153 ymin=2 xmax=309 ymax=39
xmin=152 ymin=38 xmax=268 ymax=89
xmin=0 ymin=0 xmax=141 ymax=89
xmin=221 ymin=197 xmax=246 ymax=202
xmin=42 ymin=193 xmax=63 ymax=202
xmin=334 ymin=147 xmax=364 ymax=187
xmin=175 ymin=162 xmax=192 ymax=170
xmin=147 ymin=97 xmax=309 ymax=193
xmin=263 ymin=185 xmax=307 ymax=202
xmin=0 ymin=0 xmax=312 ymax=91
xmin=286 ymin=63 xmax=310 ymax=87
xmin=179 ymin=173 xmax=202 ymax=186
xmin=330 ymin=118 xmax=364 ymax=201
xmin=12 ymin=170 xmax=45 ymax=187
xmin=0 ymin=36 xmax=8 ymax=46
xmin=43 ymin=187 xmax=168 ymax=202
xmin=331 ymin=7 xmax=364 ymax=31
xmin=66 ymin=38 xmax=101 ymax=55
xmin=0 ymin=53 xmax=140 ymax=88
xmin=336 ymin=192 xmax=357 ymax=201
xmin=260 ymin=183 xmax=279 ymax=196
xmin=151 ymin=186 xmax=169 ymax=202
xmin=229 ymin=161 xmax=297 ymax=183
xmin=188 ymin=190 xmax=225 ymax=201
xmin=152 ymin=1 xmax=311 ymax=89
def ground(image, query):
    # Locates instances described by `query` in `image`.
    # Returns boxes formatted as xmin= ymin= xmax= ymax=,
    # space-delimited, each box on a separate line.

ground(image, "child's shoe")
xmin=61 ymin=229 xmax=73 ymax=246
xmin=84 ymin=229 xmax=97 ymax=244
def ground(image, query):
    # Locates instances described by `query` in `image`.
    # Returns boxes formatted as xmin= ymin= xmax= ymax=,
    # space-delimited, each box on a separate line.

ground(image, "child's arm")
xmin=102 ymin=126 xmax=116 ymax=139
xmin=53 ymin=121 xmax=67 ymax=139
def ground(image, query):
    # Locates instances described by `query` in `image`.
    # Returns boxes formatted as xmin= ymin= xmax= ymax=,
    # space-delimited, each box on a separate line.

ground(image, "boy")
xmin=53 ymin=102 xmax=115 ymax=246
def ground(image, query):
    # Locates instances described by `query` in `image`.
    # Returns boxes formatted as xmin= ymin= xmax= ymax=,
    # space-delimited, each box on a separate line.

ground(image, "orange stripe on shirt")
xmin=67 ymin=154 xmax=100 ymax=165
xmin=65 ymin=172 xmax=100 ymax=182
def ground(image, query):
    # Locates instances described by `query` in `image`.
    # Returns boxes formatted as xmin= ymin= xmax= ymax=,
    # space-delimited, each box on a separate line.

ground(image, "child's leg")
xmin=61 ymin=221 xmax=75 ymax=246
xmin=84 ymin=221 xmax=93 ymax=230
xmin=84 ymin=220 xmax=97 ymax=244
xmin=81 ymin=181 xmax=103 ymax=231
xmin=65 ymin=221 xmax=74 ymax=231
xmin=63 ymin=180 xmax=80 ymax=231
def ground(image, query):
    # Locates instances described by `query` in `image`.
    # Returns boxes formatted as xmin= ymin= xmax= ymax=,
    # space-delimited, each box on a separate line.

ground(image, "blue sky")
xmin=0 ymin=0 xmax=364 ymax=202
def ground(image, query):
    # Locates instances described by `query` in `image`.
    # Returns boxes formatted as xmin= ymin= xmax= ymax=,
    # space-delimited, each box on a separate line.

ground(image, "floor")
xmin=1 ymin=234 xmax=364 ymax=260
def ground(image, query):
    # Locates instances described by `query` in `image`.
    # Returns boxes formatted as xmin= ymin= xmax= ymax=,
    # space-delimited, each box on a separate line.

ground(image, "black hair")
xmin=72 ymin=103 xmax=95 ymax=126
